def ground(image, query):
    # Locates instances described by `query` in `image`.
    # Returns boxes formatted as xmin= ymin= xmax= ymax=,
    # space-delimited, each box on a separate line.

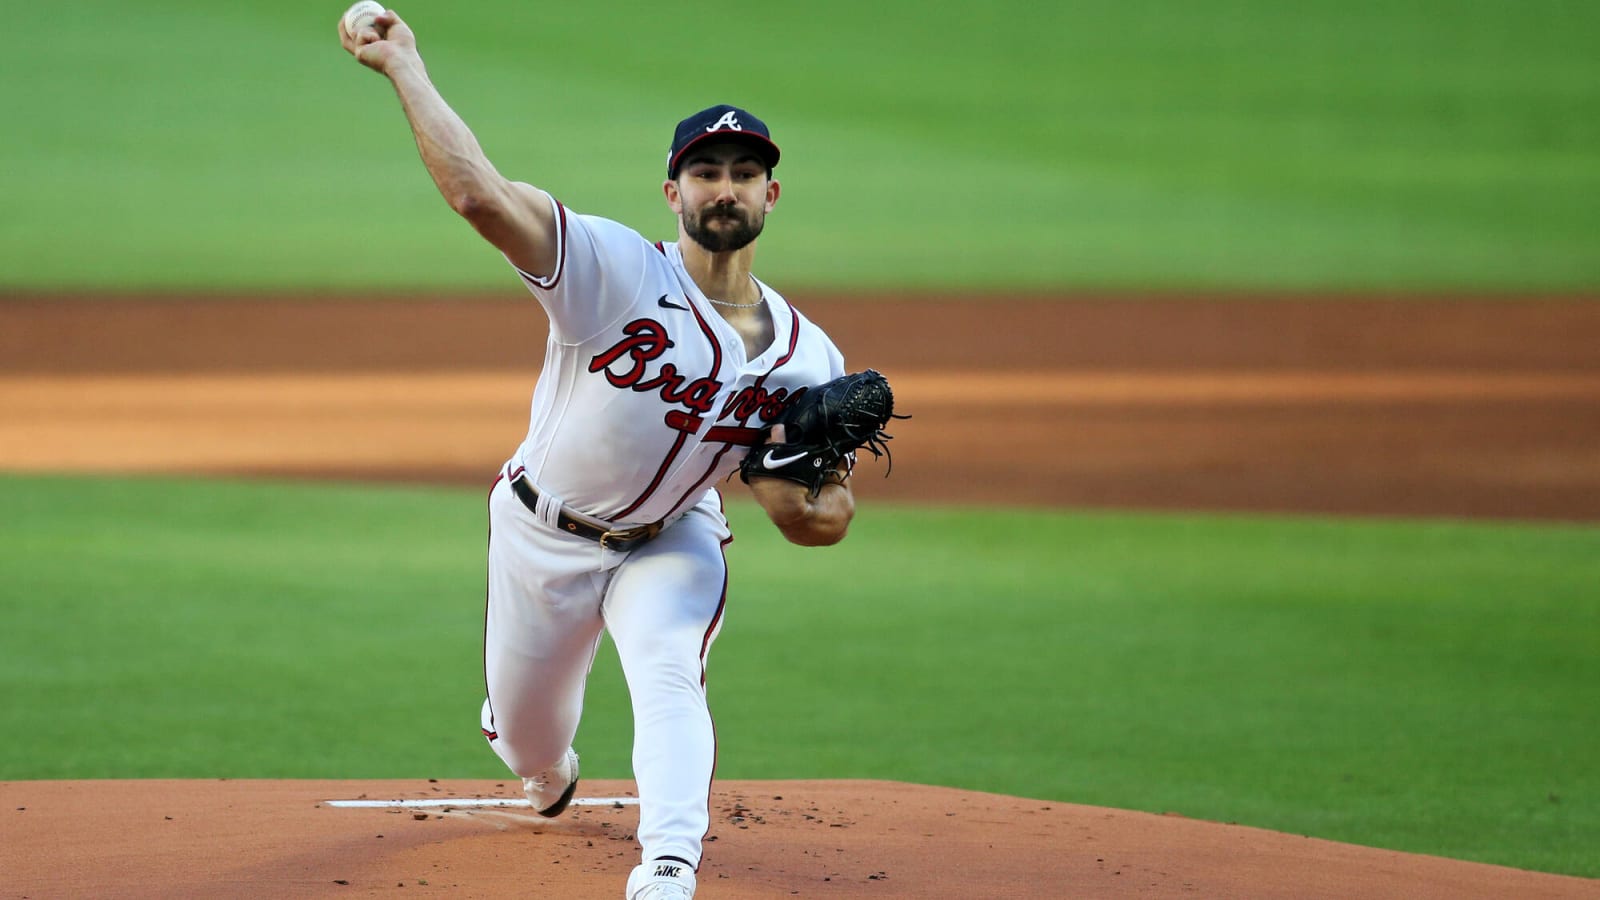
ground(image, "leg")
xmin=603 ymin=493 xmax=732 ymax=870
xmin=481 ymin=474 xmax=610 ymax=777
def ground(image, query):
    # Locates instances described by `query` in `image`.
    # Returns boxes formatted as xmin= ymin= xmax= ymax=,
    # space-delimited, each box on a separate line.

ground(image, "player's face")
xmin=667 ymin=144 xmax=780 ymax=253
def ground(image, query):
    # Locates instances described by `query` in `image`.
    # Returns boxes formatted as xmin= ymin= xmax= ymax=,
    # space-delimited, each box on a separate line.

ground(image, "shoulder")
xmin=759 ymin=286 xmax=847 ymax=374
xmin=565 ymin=208 xmax=654 ymax=249
xmin=550 ymin=208 xmax=673 ymax=287
xmin=767 ymin=287 xmax=836 ymax=345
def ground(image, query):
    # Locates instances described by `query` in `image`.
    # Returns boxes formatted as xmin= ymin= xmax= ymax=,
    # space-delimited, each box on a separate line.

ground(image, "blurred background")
xmin=3 ymin=0 xmax=1597 ymax=292
xmin=2 ymin=0 xmax=1598 ymax=882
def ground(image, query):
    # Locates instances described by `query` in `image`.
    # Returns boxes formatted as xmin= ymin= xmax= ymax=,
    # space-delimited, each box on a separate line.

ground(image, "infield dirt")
xmin=2 ymin=293 xmax=1598 ymax=898
xmin=4 ymin=292 xmax=1599 ymax=519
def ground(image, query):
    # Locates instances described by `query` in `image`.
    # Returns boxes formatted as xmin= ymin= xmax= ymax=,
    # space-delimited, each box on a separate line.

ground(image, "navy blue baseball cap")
xmin=667 ymin=104 xmax=781 ymax=177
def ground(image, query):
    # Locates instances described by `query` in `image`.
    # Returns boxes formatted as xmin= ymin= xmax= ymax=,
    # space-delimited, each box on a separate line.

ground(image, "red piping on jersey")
xmin=549 ymin=201 xmax=569 ymax=289
xmin=660 ymin=304 xmax=803 ymax=518
xmin=515 ymin=201 xmax=569 ymax=291
xmin=751 ymin=304 xmax=801 ymax=391
xmin=698 ymin=514 xmax=732 ymax=853
xmin=609 ymin=295 xmax=725 ymax=521
xmin=701 ymin=535 xmax=731 ymax=686
xmin=614 ymin=429 xmax=690 ymax=522
xmin=670 ymin=442 xmax=740 ymax=513
xmin=480 ymin=468 xmax=509 ymax=743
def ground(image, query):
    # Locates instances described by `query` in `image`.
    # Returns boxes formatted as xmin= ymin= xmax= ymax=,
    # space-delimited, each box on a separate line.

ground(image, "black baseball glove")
xmin=739 ymin=369 xmax=906 ymax=495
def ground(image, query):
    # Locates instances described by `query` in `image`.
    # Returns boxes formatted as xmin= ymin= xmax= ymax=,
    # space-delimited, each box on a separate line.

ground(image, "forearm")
xmin=749 ymin=477 xmax=855 ymax=547
xmin=384 ymin=54 xmax=505 ymax=213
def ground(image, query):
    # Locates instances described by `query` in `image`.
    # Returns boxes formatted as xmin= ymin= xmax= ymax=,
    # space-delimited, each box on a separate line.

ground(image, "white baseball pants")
xmin=479 ymin=465 xmax=730 ymax=868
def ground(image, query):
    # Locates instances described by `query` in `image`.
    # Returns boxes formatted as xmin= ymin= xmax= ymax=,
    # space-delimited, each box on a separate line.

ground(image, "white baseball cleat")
xmin=626 ymin=859 xmax=696 ymax=899
xmin=521 ymin=747 xmax=580 ymax=818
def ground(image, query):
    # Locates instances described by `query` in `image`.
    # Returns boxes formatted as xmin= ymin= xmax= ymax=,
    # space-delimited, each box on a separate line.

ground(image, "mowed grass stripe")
xmin=3 ymin=1 xmax=1597 ymax=289
xmin=0 ymin=474 xmax=1595 ymax=875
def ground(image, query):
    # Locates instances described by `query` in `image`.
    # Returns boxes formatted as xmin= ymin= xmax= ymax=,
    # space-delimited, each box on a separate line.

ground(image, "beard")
xmin=683 ymin=203 xmax=765 ymax=253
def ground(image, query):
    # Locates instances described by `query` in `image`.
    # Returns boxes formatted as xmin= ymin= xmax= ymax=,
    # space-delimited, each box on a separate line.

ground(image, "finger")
xmin=362 ymin=9 xmax=393 ymax=38
xmin=348 ymin=9 xmax=388 ymax=44
xmin=370 ymin=10 xmax=402 ymax=40
xmin=766 ymin=424 xmax=787 ymax=444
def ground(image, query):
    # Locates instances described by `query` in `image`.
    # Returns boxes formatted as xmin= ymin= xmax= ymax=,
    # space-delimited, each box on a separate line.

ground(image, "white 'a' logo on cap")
xmin=707 ymin=110 xmax=743 ymax=132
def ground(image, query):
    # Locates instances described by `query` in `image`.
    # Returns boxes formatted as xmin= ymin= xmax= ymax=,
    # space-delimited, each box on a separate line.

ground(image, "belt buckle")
xmin=599 ymin=527 xmax=638 ymax=552
xmin=599 ymin=523 xmax=657 ymax=552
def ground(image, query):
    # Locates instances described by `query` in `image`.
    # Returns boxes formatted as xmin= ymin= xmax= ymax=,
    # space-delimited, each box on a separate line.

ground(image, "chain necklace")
xmin=704 ymin=274 xmax=767 ymax=309
xmin=705 ymin=295 xmax=765 ymax=309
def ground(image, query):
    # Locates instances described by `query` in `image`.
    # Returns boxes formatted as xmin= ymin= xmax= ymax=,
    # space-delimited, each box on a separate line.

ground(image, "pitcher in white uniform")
xmin=340 ymin=11 xmax=858 ymax=900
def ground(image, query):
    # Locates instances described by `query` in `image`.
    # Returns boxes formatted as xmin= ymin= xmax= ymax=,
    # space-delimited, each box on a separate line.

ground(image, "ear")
xmin=663 ymin=179 xmax=683 ymax=215
xmin=765 ymin=178 xmax=781 ymax=213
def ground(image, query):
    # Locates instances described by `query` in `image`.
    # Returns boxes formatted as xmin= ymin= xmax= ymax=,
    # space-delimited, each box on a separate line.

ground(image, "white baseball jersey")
xmin=479 ymin=194 xmax=844 ymax=869
xmin=508 ymin=197 xmax=845 ymax=526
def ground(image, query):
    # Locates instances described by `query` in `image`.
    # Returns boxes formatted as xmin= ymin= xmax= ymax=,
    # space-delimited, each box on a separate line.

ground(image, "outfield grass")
xmin=3 ymin=0 xmax=1598 ymax=291
xmin=1 ymin=474 xmax=1595 ymax=877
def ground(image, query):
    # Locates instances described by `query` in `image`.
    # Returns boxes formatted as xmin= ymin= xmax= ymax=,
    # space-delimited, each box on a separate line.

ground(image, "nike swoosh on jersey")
xmin=657 ymin=294 xmax=689 ymax=311
xmin=762 ymin=449 xmax=811 ymax=469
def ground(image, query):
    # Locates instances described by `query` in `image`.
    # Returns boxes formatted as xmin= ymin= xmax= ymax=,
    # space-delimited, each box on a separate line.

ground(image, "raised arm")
xmin=338 ymin=10 xmax=557 ymax=278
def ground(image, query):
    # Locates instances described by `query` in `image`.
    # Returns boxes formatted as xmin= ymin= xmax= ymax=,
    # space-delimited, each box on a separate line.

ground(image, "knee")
xmin=488 ymin=728 xmax=571 ymax=777
xmin=481 ymin=699 xmax=570 ymax=776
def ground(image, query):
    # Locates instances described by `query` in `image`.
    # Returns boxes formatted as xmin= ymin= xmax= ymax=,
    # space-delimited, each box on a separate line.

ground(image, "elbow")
xmin=752 ymin=476 xmax=854 ymax=546
xmin=781 ymin=521 xmax=848 ymax=547
xmin=448 ymin=175 xmax=510 ymax=224
xmin=779 ymin=501 xmax=853 ymax=547
xmin=449 ymin=190 xmax=496 ymax=222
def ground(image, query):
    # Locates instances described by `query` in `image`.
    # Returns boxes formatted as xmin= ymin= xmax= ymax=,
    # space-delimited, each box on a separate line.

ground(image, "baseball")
xmin=341 ymin=1 xmax=387 ymax=41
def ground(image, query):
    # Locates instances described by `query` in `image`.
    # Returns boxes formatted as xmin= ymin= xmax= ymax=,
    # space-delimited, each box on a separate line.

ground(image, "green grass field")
xmin=3 ymin=0 xmax=1598 ymax=291
xmin=2 ymin=474 xmax=1596 ymax=877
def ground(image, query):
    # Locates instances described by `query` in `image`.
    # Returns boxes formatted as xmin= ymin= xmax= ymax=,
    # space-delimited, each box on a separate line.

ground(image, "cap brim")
xmin=668 ymin=131 xmax=781 ymax=176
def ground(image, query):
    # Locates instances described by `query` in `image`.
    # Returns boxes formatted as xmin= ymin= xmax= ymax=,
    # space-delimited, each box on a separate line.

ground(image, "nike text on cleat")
xmin=626 ymin=859 xmax=696 ymax=899
xmin=761 ymin=449 xmax=810 ymax=469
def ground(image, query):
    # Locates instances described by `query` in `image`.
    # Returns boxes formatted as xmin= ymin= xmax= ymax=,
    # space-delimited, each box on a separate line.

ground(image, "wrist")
xmin=382 ymin=48 xmax=425 ymax=80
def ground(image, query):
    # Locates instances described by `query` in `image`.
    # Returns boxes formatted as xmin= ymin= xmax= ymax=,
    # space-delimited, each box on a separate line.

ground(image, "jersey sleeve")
xmin=794 ymin=306 xmax=847 ymax=380
xmin=505 ymin=195 xmax=653 ymax=344
xmin=825 ymin=335 xmax=847 ymax=380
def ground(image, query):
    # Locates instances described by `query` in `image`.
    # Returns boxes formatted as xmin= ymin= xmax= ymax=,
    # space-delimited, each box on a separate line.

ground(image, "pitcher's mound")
xmin=2 ymin=779 xmax=1593 ymax=899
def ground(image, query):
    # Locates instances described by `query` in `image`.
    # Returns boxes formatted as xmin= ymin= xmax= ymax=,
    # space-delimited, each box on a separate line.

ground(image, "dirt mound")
xmin=4 ymin=779 xmax=1595 ymax=899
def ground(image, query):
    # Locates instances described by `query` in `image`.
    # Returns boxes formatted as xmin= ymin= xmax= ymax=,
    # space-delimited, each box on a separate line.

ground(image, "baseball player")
xmin=340 ymin=10 xmax=861 ymax=900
